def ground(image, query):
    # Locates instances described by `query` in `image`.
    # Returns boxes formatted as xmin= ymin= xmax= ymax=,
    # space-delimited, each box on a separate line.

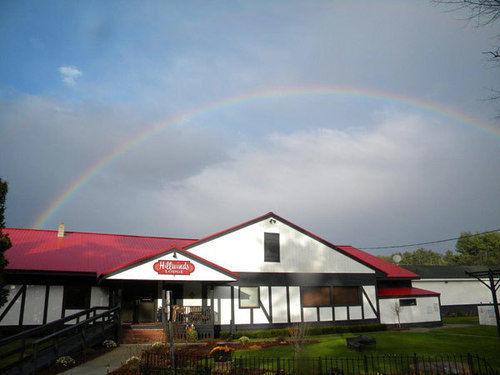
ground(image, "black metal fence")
xmin=141 ymin=351 xmax=499 ymax=375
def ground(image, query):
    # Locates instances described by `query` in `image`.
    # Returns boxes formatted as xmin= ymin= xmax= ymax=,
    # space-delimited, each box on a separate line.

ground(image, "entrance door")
xmin=137 ymin=298 xmax=155 ymax=323
xmin=121 ymin=285 xmax=157 ymax=324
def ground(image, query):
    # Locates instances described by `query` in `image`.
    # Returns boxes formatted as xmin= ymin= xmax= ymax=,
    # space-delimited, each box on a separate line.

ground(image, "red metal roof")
xmin=336 ymin=245 xmax=419 ymax=279
xmin=4 ymin=228 xmax=196 ymax=276
xmin=4 ymin=213 xmax=420 ymax=280
xmin=378 ymin=287 xmax=440 ymax=297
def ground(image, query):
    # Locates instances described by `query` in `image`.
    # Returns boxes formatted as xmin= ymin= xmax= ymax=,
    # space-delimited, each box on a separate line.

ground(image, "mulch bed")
xmin=108 ymin=339 xmax=320 ymax=375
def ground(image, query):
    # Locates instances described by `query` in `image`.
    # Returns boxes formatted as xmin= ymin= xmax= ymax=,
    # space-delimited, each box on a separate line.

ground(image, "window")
xmin=239 ymin=287 xmax=259 ymax=308
xmin=63 ymin=285 xmax=91 ymax=310
xmin=301 ymin=287 xmax=331 ymax=307
xmin=332 ymin=286 xmax=360 ymax=306
xmin=399 ymin=298 xmax=417 ymax=307
xmin=264 ymin=233 xmax=280 ymax=262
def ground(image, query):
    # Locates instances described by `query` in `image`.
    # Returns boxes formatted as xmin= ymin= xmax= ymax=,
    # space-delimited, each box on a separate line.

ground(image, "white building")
xmin=402 ymin=265 xmax=500 ymax=316
xmin=1 ymin=212 xmax=442 ymax=334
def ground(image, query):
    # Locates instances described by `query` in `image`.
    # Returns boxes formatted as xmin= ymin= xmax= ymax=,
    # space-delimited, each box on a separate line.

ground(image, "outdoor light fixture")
xmin=173 ymin=251 xmax=178 ymax=258
xmin=269 ymin=219 xmax=276 ymax=224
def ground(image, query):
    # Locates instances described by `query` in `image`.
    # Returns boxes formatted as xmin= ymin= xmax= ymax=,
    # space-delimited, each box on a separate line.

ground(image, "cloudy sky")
xmin=0 ymin=0 xmax=499 ymax=255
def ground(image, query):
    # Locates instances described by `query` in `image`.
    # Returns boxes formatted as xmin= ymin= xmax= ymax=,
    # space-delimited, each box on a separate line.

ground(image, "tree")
xmin=377 ymin=248 xmax=446 ymax=265
xmin=0 ymin=177 xmax=11 ymax=308
xmin=453 ymin=231 xmax=500 ymax=266
xmin=399 ymin=248 xmax=446 ymax=266
xmin=434 ymin=1 xmax=500 ymax=103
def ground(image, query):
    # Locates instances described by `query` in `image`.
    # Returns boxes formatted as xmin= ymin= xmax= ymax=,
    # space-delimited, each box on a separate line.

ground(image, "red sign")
xmin=153 ymin=260 xmax=195 ymax=275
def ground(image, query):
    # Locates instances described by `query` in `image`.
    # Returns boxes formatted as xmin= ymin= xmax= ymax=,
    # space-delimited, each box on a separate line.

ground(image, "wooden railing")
xmin=0 ymin=306 xmax=120 ymax=375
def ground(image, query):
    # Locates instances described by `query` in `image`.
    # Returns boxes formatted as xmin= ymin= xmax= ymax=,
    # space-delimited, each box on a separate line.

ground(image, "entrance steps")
xmin=122 ymin=327 xmax=164 ymax=344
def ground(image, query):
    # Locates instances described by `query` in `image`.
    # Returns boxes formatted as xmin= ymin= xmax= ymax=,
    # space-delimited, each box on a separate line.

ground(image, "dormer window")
xmin=264 ymin=232 xmax=280 ymax=262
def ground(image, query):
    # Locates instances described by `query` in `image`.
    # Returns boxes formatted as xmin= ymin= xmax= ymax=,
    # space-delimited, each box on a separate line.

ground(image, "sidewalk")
xmin=60 ymin=344 xmax=149 ymax=375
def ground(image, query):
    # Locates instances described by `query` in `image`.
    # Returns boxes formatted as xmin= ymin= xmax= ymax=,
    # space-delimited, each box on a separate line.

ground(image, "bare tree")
xmin=434 ymin=1 xmax=500 ymax=105
xmin=433 ymin=1 xmax=500 ymax=26
xmin=393 ymin=301 xmax=402 ymax=328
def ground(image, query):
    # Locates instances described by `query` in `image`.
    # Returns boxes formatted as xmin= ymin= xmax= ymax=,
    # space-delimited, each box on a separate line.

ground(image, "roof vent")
xmin=57 ymin=222 xmax=65 ymax=238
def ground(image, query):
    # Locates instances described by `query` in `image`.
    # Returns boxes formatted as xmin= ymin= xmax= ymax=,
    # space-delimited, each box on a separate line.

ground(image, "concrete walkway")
xmin=60 ymin=344 xmax=149 ymax=375
xmin=407 ymin=323 xmax=474 ymax=333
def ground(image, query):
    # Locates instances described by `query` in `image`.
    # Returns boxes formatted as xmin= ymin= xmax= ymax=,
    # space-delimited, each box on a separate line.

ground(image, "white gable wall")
xmin=107 ymin=251 xmax=236 ymax=281
xmin=188 ymin=218 xmax=374 ymax=274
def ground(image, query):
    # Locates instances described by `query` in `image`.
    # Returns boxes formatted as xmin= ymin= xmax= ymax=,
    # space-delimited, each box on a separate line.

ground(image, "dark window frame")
xmin=301 ymin=286 xmax=332 ymax=307
xmin=238 ymin=286 xmax=260 ymax=309
xmin=63 ymin=285 xmax=91 ymax=310
xmin=399 ymin=298 xmax=417 ymax=307
xmin=264 ymin=232 xmax=280 ymax=262
xmin=332 ymin=286 xmax=361 ymax=306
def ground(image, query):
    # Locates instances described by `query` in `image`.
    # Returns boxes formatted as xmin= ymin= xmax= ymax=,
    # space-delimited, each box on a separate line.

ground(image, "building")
xmin=401 ymin=265 xmax=500 ymax=316
xmin=0 ymin=212 xmax=442 ymax=333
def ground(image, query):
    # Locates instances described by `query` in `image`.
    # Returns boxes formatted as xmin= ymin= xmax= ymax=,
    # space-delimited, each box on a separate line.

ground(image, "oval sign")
xmin=153 ymin=260 xmax=195 ymax=275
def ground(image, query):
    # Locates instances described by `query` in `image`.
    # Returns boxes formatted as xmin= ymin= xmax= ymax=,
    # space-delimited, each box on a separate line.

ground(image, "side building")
xmin=401 ymin=265 xmax=500 ymax=316
xmin=1 ymin=212 xmax=442 ymax=334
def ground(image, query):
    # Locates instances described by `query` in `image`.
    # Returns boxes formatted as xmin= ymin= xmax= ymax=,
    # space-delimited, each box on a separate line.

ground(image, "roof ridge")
xmin=4 ymin=227 xmax=197 ymax=241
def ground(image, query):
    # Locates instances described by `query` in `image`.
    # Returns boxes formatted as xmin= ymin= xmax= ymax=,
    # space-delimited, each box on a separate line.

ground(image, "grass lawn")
xmin=235 ymin=325 xmax=500 ymax=369
xmin=442 ymin=316 xmax=479 ymax=325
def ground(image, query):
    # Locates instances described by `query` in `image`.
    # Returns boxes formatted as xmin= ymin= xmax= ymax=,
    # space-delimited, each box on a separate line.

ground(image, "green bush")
xmin=218 ymin=323 xmax=386 ymax=339
xmin=186 ymin=328 xmax=198 ymax=342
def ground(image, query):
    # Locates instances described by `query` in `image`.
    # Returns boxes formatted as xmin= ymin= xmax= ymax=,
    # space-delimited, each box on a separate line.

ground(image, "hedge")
xmin=218 ymin=323 xmax=386 ymax=339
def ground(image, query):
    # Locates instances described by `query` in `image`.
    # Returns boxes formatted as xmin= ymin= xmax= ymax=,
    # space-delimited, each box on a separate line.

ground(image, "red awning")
xmin=378 ymin=287 xmax=439 ymax=298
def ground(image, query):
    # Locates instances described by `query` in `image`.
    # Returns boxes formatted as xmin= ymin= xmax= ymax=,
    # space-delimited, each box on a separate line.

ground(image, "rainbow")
xmin=32 ymin=86 xmax=500 ymax=229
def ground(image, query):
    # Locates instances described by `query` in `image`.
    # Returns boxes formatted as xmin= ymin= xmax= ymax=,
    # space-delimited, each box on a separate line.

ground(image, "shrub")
xmin=238 ymin=336 xmax=250 ymax=344
xmin=209 ymin=346 xmax=234 ymax=362
xmin=55 ymin=356 xmax=76 ymax=368
xmin=152 ymin=341 xmax=166 ymax=350
xmin=218 ymin=323 xmax=386 ymax=339
xmin=102 ymin=339 xmax=117 ymax=349
xmin=186 ymin=327 xmax=198 ymax=342
xmin=126 ymin=355 xmax=141 ymax=369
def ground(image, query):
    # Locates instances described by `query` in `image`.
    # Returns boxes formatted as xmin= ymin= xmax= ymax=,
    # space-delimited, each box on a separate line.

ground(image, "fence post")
xmin=318 ymin=356 xmax=323 ymax=375
xmin=169 ymin=321 xmax=176 ymax=374
xmin=363 ymin=355 xmax=368 ymax=374
xmin=413 ymin=352 xmax=419 ymax=374
xmin=467 ymin=353 xmax=474 ymax=375
xmin=277 ymin=357 xmax=281 ymax=373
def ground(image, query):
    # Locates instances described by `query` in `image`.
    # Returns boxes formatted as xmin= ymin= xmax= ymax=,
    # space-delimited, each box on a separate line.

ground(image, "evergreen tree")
xmin=0 ymin=178 xmax=11 ymax=308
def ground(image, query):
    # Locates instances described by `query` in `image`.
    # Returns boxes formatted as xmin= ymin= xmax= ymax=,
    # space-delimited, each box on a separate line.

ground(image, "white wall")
xmin=46 ymin=286 xmax=63 ymax=323
xmin=0 ymin=284 xmax=66 ymax=326
xmin=362 ymin=285 xmax=377 ymax=319
xmin=379 ymin=296 xmax=441 ymax=325
xmin=211 ymin=284 xmax=378 ymax=326
xmin=214 ymin=286 xmax=231 ymax=324
xmin=91 ymin=287 xmax=109 ymax=307
xmin=23 ymin=285 xmax=46 ymax=325
xmin=188 ymin=218 xmax=375 ymax=274
xmin=271 ymin=287 xmax=288 ymax=323
xmin=0 ymin=284 xmax=110 ymax=326
xmin=413 ymin=279 xmax=499 ymax=306
xmin=0 ymin=285 xmax=22 ymax=326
